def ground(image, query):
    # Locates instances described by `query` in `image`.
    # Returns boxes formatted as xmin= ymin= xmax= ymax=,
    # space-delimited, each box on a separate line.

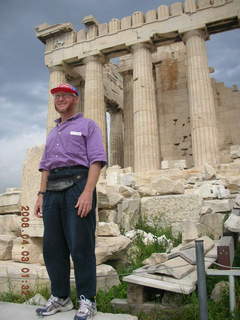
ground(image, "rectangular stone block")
xmin=132 ymin=11 xmax=144 ymax=26
xmin=97 ymin=222 xmax=120 ymax=236
xmin=213 ymin=0 xmax=226 ymax=6
xmin=170 ymin=2 xmax=183 ymax=16
xmin=0 ymin=189 xmax=21 ymax=214
xmin=157 ymin=5 xmax=169 ymax=20
xmin=97 ymin=23 xmax=107 ymax=36
xmin=0 ymin=235 xmax=14 ymax=260
xmin=200 ymin=213 xmax=225 ymax=239
xmin=141 ymin=194 xmax=202 ymax=228
xmin=0 ymin=261 xmax=120 ymax=295
xmin=127 ymin=284 xmax=146 ymax=304
xmin=224 ymin=214 xmax=240 ymax=232
xmin=121 ymin=16 xmax=132 ymax=30
xmin=117 ymin=199 xmax=140 ymax=232
xmin=161 ymin=159 xmax=187 ymax=170
xmin=12 ymin=237 xmax=43 ymax=264
xmin=145 ymin=10 xmax=157 ymax=23
xmin=109 ymin=19 xmax=120 ymax=33
xmin=150 ymin=257 xmax=195 ymax=279
xmin=230 ymin=145 xmax=240 ymax=159
xmin=20 ymin=146 xmax=44 ymax=236
xmin=204 ymin=199 xmax=233 ymax=213
xmin=197 ymin=0 xmax=212 ymax=10
xmin=0 ymin=215 xmax=20 ymax=236
xmin=77 ymin=29 xmax=86 ymax=41
xmin=134 ymin=254 xmax=215 ymax=287
xmin=123 ymin=274 xmax=195 ymax=294
xmin=184 ymin=0 xmax=197 ymax=13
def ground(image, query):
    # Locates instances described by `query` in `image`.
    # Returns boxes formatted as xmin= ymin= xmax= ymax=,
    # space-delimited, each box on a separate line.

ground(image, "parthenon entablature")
xmin=36 ymin=0 xmax=239 ymax=67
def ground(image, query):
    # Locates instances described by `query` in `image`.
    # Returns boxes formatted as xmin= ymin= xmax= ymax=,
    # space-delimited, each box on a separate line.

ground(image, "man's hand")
xmin=34 ymin=195 xmax=43 ymax=218
xmin=75 ymin=190 xmax=93 ymax=218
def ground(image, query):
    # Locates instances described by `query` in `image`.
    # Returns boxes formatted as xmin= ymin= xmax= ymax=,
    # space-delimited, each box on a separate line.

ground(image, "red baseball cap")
xmin=50 ymin=83 xmax=79 ymax=96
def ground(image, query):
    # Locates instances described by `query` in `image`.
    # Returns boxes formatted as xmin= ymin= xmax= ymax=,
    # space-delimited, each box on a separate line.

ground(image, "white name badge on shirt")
xmin=70 ymin=131 xmax=82 ymax=136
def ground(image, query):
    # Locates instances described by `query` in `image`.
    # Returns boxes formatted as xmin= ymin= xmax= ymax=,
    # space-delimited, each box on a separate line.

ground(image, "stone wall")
xmin=214 ymin=81 xmax=240 ymax=163
xmin=155 ymin=43 xmax=193 ymax=167
xmin=120 ymin=42 xmax=240 ymax=168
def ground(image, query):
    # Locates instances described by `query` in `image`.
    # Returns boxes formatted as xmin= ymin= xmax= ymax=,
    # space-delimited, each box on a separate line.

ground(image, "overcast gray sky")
xmin=0 ymin=0 xmax=239 ymax=194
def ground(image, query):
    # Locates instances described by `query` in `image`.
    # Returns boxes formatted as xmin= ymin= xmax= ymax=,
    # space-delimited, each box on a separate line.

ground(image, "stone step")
xmin=111 ymin=298 xmax=188 ymax=317
xmin=123 ymin=274 xmax=195 ymax=294
xmin=123 ymin=256 xmax=216 ymax=295
xmin=0 ymin=261 xmax=119 ymax=294
xmin=0 ymin=302 xmax=138 ymax=320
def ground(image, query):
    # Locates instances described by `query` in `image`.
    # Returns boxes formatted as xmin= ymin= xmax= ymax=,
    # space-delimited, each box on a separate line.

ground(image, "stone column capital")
xmin=83 ymin=54 xmax=108 ymax=65
xmin=182 ymin=29 xmax=209 ymax=44
xmin=131 ymin=42 xmax=156 ymax=53
xmin=48 ymin=65 xmax=64 ymax=73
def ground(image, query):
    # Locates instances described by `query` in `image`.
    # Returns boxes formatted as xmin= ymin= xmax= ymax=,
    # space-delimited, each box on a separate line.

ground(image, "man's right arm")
xmin=34 ymin=170 xmax=49 ymax=218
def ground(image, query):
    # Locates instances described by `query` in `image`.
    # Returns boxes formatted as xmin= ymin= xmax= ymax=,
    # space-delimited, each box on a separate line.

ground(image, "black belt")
xmin=50 ymin=165 xmax=88 ymax=174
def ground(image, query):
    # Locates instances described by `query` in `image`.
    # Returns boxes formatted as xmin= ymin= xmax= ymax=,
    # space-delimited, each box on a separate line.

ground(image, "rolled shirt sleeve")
xmin=39 ymin=146 xmax=49 ymax=171
xmin=86 ymin=120 xmax=107 ymax=167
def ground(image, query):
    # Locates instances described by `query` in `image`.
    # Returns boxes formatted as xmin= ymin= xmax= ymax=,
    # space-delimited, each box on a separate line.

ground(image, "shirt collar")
xmin=55 ymin=112 xmax=83 ymax=124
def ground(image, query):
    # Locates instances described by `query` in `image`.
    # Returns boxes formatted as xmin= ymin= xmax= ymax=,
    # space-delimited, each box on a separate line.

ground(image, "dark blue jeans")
xmin=42 ymin=170 xmax=96 ymax=299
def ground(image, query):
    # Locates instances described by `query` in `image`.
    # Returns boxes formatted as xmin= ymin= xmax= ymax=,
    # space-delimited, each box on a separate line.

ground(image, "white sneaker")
xmin=74 ymin=295 xmax=97 ymax=320
xmin=36 ymin=294 xmax=73 ymax=316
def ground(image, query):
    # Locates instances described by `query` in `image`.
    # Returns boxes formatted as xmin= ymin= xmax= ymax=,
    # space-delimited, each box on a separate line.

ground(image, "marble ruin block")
xmin=0 ymin=188 xmax=21 ymax=214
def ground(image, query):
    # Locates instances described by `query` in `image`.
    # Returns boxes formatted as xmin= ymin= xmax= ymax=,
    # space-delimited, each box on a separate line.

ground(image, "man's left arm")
xmin=75 ymin=161 xmax=102 ymax=217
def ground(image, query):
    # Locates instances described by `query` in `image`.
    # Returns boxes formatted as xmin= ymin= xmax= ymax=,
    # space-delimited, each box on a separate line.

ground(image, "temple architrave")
xmin=36 ymin=0 xmax=240 ymax=171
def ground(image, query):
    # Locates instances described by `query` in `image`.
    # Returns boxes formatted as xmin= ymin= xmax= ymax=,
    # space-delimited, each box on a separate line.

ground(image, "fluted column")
xmin=47 ymin=66 xmax=66 ymax=133
xmin=132 ymin=43 xmax=160 ymax=172
xmin=122 ymin=70 xmax=134 ymax=168
xmin=183 ymin=30 xmax=219 ymax=167
xmin=109 ymin=109 xmax=124 ymax=167
xmin=154 ymin=63 xmax=163 ymax=165
xmin=84 ymin=55 xmax=107 ymax=148
xmin=77 ymin=80 xmax=84 ymax=114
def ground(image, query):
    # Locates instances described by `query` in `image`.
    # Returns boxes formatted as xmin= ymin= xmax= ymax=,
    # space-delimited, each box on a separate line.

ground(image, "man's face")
xmin=53 ymin=91 xmax=78 ymax=114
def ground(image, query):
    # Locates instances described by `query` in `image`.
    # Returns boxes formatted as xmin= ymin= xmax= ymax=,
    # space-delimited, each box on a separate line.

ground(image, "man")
xmin=34 ymin=83 xmax=107 ymax=320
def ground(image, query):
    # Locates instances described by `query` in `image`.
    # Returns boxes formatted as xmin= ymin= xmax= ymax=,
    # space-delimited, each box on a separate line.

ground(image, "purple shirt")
xmin=39 ymin=113 xmax=107 ymax=171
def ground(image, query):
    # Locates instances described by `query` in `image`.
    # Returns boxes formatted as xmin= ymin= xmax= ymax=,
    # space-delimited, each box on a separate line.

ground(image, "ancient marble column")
xmin=79 ymin=80 xmax=85 ymax=114
xmin=132 ymin=43 xmax=160 ymax=172
xmin=183 ymin=30 xmax=219 ymax=167
xmin=122 ymin=70 xmax=134 ymax=168
xmin=83 ymin=55 xmax=107 ymax=148
xmin=47 ymin=66 xmax=66 ymax=134
xmin=154 ymin=62 xmax=163 ymax=165
xmin=109 ymin=109 xmax=124 ymax=167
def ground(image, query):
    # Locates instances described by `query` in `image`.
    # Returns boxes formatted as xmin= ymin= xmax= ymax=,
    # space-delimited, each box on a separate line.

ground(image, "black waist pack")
xmin=47 ymin=167 xmax=88 ymax=191
xmin=46 ymin=176 xmax=80 ymax=191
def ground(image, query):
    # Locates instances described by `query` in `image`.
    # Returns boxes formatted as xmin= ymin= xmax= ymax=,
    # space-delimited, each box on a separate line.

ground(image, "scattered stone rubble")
xmin=224 ymin=194 xmax=240 ymax=232
xmin=0 ymin=156 xmax=240 ymax=297
xmin=123 ymin=235 xmax=218 ymax=295
xmin=210 ymin=281 xmax=229 ymax=303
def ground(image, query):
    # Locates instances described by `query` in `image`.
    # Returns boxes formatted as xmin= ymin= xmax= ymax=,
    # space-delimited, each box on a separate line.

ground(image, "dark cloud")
xmin=207 ymin=30 xmax=240 ymax=87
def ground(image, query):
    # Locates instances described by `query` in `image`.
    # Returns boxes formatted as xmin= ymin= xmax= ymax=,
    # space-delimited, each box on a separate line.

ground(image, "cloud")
xmin=0 ymin=81 xmax=48 ymax=138
xmin=0 ymin=130 xmax=46 ymax=194
xmin=207 ymin=30 xmax=240 ymax=87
